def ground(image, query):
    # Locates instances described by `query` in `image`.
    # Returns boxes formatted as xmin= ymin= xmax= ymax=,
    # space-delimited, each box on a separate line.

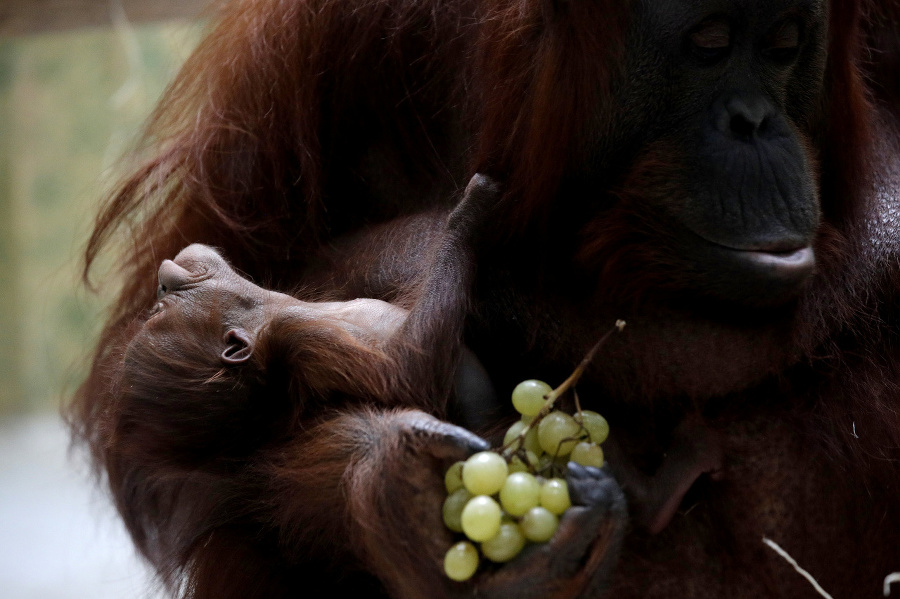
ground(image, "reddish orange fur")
xmin=68 ymin=0 xmax=900 ymax=597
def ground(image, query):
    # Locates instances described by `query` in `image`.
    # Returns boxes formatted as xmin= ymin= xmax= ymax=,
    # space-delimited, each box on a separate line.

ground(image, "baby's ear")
xmin=221 ymin=328 xmax=254 ymax=364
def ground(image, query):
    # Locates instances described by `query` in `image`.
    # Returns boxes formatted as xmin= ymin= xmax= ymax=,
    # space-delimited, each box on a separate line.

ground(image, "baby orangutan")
xmin=119 ymin=242 xmax=409 ymax=457
xmin=105 ymin=243 xmax=625 ymax=599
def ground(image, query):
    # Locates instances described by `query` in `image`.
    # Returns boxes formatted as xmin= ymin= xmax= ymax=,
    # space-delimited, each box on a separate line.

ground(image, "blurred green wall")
xmin=0 ymin=22 xmax=200 ymax=415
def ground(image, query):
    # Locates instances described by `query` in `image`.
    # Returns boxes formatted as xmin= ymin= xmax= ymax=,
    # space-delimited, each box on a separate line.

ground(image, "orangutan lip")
xmin=678 ymin=229 xmax=819 ymax=305
xmin=713 ymin=244 xmax=815 ymax=280
xmin=701 ymin=234 xmax=812 ymax=255
xmin=685 ymin=224 xmax=816 ymax=273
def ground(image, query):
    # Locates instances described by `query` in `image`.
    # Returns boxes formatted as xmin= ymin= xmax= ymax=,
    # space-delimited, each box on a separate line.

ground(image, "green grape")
xmin=481 ymin=522 xmax=526 ymax=563
xmin=445 ymin=461 xmax=465 ymax=494
xmin=503 ymin=421 xmax=528 ymax=447
xmin=511 ymin=380 xmax=553 ymax=417
xmin=503 ymin=421 xmax=542 ymax=456
xmin=508 ymin=456 xmax=527 ymax=474
xmin=521 ymin=414 xmax=535 ymax=425
xmin=570 ymin=441 xmax=604 ymax=468
xmin=575 ymin=410 xmax=610 ymax=444
xmin=508 ymin=451 xmax=539 ymax=474
xmin=462 ymin=451 xmax=509 ymax=496
xmin=499 ymin=471 xmax=541 ymax=516
xmin=520 ymin=506 xmax=559 ymax=542
xmin=537 ymin=411 xmax=583 ymax=456
xmin=538 ymin=453 xmax=554 ymax=471
xmin=444 ymin=541 xmax=480 ymax=582
xmin=442 ymin=488 xmax=472 ymax=533
xmin=461 ymin=495 xmax=502 ymax=542
xmin=523 ymin=426 xmax=542 ymax=456
xmin=539 ymin=478 xmax=571 ymax=515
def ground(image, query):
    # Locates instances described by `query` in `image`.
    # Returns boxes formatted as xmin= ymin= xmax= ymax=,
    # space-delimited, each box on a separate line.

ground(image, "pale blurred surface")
xmin=0 ymin=413 xmax=166 ymax=598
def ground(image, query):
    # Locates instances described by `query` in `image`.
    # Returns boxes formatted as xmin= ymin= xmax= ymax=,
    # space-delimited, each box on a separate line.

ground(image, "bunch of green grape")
xmin=442 ymin=379 xmax=610 ymax=582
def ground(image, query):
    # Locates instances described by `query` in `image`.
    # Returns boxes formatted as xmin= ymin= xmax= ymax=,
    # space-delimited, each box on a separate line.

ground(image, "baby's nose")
xmin=157 ymin=259 xmax=193 ymax=295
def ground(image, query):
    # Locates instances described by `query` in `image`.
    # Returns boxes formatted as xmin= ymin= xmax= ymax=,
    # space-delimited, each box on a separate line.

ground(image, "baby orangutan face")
xmin=142 ymin=243 xmax=407 ymax=366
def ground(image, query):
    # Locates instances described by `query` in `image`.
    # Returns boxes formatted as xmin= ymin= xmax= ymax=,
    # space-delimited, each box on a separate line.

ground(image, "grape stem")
xmin=499 ymin=320 xmax=625 ymax=457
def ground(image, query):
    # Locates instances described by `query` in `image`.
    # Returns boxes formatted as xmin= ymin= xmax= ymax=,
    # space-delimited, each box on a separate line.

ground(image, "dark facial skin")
xmin=614 ymin=0 xmax=827 ymax=305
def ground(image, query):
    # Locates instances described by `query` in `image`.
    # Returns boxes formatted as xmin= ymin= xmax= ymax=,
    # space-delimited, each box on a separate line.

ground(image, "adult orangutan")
xmin=69 ymin=0 xmax=900 ymax=597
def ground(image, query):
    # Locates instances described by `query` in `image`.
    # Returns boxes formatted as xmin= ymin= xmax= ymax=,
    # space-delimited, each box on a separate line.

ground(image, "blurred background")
xmin=0 ymin=1 xmax=207 ymax=596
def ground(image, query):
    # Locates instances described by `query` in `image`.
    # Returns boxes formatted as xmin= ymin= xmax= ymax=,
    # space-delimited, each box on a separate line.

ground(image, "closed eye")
xmin=763 ymin=19 xmax=801 ymax=64
xmin=687 ymin=18 xmax=731 ymax=65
